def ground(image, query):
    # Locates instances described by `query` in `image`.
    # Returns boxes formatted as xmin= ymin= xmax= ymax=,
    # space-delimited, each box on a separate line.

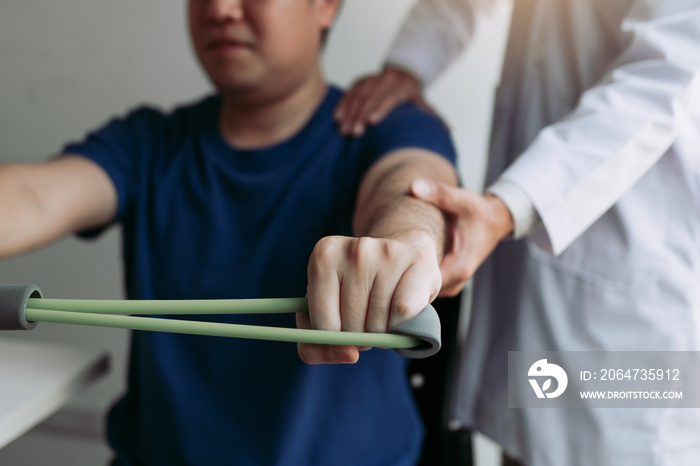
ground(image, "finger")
xmin=340 ymin=80 xmax=375 ymax=134
xmin=340 ymin=270 xmax=372 ymax=349
xmin=338 ymin=91 xmax=363 ymax=135
xmin=338 ymin=242 xmax=376 ymax=334
xmin=363 ymin=270 xmax=404 ymax=351
xmin=351 ymin=78 xmax=393 ymax=126
xmin=437 ymin=283 xmax=464 ymax=298
xmin=336 ymin=83 xmax=367 ymax=134
xmin=410 ymin=179 xmax=473 ymax=215
xmin=297 ymin=343 xmax=360 ymax=364
xmin=437 ymin=257 xmax=470 ymax=297
xmin=296 ymin=313 xmax=359 ymax=364
xmin=334 ymin=77 xmax=370 ymax=122
xmin=364 ymin=257 xmax=405 ymax=334
xmin=347 ymin=74 xmax=393 ymax=136
xmin=341 ymin=104 xmax=367 ymax=136
xmin=338 ymin=238 xmax=382 ymax=351
xmin=306 ymin=237 xmax=343 ymax=332
xmin=334 ymin=93 xmax=351 ymax=121
xmin=358 ymin=77 xmax=410 ymax=125
xmin=436 ymin=218 xmax=474 ymax=295
xmin=388 ymin=262 xmax=441 ymax=331
xmin=343 ymin=77 xmax=376 ymax=123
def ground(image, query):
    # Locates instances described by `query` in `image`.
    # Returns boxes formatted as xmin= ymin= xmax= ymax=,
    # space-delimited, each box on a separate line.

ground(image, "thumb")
xmin=410 ymin=178 xmax=465 ymax=214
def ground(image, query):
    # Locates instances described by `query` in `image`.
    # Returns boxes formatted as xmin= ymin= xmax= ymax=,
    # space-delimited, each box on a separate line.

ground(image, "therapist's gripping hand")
xmin=410 ymin=179 xmax=514 ymax=297
xmin=334 ymin=66 xmax=434 ymax=137
xmin=298 ymin=234 xmax=442 ymax=364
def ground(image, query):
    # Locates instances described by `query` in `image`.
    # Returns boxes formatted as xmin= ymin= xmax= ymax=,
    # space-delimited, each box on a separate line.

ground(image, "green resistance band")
xmin=1 ymin=285 xmax=442 ymax=358
xmin=24 ymin=299 xmax=418 ymax=349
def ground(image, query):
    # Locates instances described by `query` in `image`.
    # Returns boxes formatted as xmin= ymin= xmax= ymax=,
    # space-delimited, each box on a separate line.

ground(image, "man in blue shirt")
xmin=0 ymin=0 xmax=458 ymax=464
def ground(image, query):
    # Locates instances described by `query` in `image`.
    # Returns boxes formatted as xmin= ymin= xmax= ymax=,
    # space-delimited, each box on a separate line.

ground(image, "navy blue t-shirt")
xmin=64 ymin=87 xmax=456 ymax=466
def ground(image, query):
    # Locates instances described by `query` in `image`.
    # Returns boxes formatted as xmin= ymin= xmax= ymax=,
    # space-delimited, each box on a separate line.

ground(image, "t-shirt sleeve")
xmin=359 ymin=103 xmax=458 ymax=170
xmin=61 ymin=107 xmax=161 ymax=228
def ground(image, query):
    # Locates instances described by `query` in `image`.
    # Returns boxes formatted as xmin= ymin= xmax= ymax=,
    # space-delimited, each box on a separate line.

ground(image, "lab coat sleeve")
xmin=500 ymin=1 xmax=700 ymax=255
xmin=385 ymin=0 xmax=497 ymax=86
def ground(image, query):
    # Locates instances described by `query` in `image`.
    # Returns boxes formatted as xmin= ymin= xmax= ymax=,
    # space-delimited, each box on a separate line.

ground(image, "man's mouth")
xmin=207 ymin=38 xmax=254 ymax=52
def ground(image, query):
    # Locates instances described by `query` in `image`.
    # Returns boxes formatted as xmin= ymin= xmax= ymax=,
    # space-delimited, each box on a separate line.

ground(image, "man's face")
xmin=189 ymin=0 xmax=337 ymax=96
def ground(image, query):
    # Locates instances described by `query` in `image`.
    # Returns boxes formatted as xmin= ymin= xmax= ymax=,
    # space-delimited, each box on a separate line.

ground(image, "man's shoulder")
xmin=81 ymin=95 xmax=217 ymax=151
xmin=380 ymin=102 xmax=446 ymax=130
xmin=359 ymin=100 xmax=456 ymax=164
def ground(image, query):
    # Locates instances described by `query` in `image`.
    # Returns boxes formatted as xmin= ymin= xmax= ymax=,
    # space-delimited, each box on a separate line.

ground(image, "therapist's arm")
xmin=0 ymin=156 xmax=117 ymax=259
xmin=342 ymin=1 xmax=700 ymax=259
xmin=497 ymin=0 xmax=700 ymax=255
xmin=298 ymin=149 xmax=458 ymax=364
xmin=335 ymin=0 xmax=496 ymax=135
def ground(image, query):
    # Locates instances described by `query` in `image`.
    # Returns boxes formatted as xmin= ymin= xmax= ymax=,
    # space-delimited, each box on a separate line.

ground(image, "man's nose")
xmin=206 ymin=0 xmax=245 ymax=23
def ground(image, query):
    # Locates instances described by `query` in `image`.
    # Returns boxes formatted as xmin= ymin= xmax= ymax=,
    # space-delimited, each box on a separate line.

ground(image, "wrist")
xmin=381 ymin=229 xmax=440 ymax=258
xmin=484 ymin=194 xmax=514 ymax=241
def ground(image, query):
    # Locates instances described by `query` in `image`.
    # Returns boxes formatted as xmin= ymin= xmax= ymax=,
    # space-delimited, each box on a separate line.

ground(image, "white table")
xmin=0 ymin=337 xmax=109 ymax=449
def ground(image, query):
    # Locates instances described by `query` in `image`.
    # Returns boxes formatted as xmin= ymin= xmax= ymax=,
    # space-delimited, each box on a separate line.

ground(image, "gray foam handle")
xmin=391 ymin=303 xmax=441 ymax=359
xmin=0 ymin=284 xmax=42 ymax=330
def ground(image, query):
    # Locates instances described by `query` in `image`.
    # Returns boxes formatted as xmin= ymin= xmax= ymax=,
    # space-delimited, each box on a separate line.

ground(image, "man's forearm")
xmin=353 ymin=149 xmax=458 ymax=258
xmin=0 ymin=157 xmax=117 ymax=259
xmin=355 ymin=188 xmax=448 ymax=259
xmin=0 ymin=164 xmax=47 ymax=258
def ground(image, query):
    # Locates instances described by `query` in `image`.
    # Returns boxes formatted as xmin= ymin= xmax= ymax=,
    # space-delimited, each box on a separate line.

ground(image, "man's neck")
xmin=218 ymin=73 xmax=328 ymax=150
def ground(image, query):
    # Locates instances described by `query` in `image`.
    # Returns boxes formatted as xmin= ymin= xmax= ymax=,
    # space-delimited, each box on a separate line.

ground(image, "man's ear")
xmin=314 ymin=0 xmax=342 ymax=31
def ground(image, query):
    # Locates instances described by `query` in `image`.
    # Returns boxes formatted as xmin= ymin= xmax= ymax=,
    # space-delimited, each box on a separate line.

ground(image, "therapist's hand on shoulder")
xmin=410 ymin=178 xmax=514 ymax=297
xmin=298 ymin=233 xmax=442 ymax=364
xmin=335 ymin=66 xmax=434 ymax=136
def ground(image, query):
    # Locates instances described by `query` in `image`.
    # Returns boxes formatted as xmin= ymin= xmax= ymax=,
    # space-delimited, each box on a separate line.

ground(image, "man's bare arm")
xmin=0 ymin=156 xmax=117 ymax=259
xmin=353 ymin=149 xmax=454 ymax=258
xmin=299 ymin=149 xmax=458 ymax=364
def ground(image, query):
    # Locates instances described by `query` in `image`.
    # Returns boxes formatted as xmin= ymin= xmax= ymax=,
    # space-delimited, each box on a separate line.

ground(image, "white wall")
xmin=0 ymin=1 xmax=511 ymax=464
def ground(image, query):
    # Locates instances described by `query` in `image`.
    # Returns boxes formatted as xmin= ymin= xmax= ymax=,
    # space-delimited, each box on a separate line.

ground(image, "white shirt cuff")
xmin=486 ymin=179 xmax=542 ymax=239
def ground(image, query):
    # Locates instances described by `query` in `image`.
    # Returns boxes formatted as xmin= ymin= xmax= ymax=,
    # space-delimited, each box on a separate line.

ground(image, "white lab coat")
xmin=388 ymin=1 xmax=700 ymax=465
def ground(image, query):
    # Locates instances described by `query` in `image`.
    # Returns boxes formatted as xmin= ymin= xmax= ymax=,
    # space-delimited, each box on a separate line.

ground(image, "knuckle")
xmin=415 ymin=245 xmax=432 ymax=260
xmin=348 ymin=236 xmax=376 ymax=264
xmin=379 ymin=239 xmax=396 ymax=260
xmin=311 ymin=236 xmax=340 ymax=263
xmin=392 ymin=298 xmax=416 ymax=320
xmin=412 ymin=246 xmax=438 ymax=269
xmin=308 ymin=237 xmax=343 ymax=279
